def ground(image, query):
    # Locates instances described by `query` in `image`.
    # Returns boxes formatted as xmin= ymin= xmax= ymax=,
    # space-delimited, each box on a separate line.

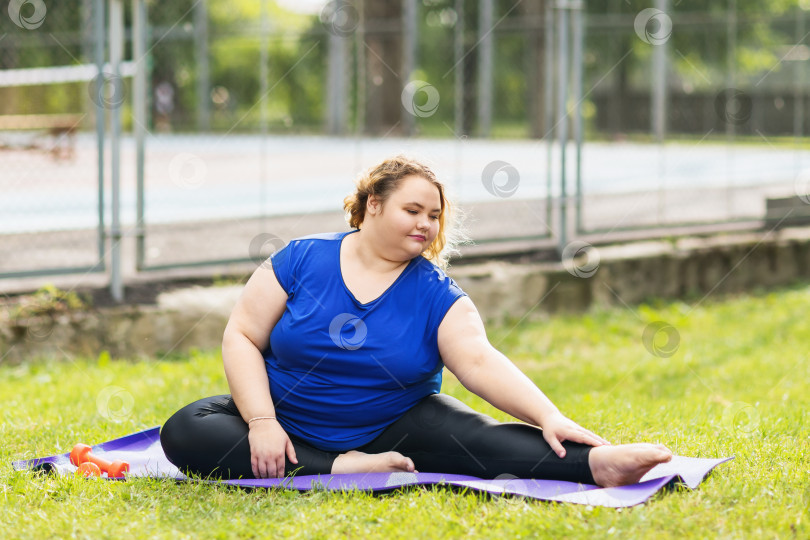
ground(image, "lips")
xmin=409 ymin=235 xmax=426 ymax=241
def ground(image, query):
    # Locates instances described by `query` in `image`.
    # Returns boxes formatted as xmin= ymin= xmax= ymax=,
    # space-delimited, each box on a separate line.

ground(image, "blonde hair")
xmin=343 ymin=155 xmax=467 ymax=270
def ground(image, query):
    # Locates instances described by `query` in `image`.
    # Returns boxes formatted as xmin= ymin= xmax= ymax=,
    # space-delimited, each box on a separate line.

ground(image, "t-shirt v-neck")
xmin=337 ymin=229 xmax=415 ymax=308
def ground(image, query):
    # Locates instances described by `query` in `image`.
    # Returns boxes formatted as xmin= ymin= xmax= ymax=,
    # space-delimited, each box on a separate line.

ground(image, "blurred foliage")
xmin=1 ymin=0 xmax=808 ymax=134
xmin=7 ymin=285 xmax=91 ymax=320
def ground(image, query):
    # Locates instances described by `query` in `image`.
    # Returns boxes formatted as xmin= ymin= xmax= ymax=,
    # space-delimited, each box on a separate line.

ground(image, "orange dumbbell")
xmin=77 ymin=462 xmax=102 ymax=478
xmin=70 ymin=443 xmax=130 ymax=478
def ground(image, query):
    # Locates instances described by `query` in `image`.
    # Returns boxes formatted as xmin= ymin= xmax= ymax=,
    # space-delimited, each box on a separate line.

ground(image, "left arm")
xmin=437 ymin=296 xmax=610 ymax=457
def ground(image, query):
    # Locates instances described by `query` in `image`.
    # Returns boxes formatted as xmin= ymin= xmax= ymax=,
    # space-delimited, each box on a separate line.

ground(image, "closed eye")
xmin=407 ymin=210 xmax=440 ymax=220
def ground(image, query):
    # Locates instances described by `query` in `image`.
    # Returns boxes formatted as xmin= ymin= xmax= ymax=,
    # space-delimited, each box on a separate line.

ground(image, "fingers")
xmin=249 ymin=428 xmax=294 ymax=478
xmin=286 ymin=439 xmax=298 ymax=465
xmin=565 ymin=428 xmax=607 ymax=449
xmin=253 ymin=456 xmax=269 ymax=479
xmin=276 ymin=455 xmax=285 ymax=479
xmin=562 ymin=420 xmax=610 ymax=447
xmin=545 ymin=425 xmax=610 ymax=459
xmin=584 ymin=429 xmax=611 ymax=446
xmin=252 ymin=455 xmax=280 ymax=479
xmin=574 ymin=429 xmax=610 ymax=448
xmin=544 ymin=432 xmax=566 ymax=458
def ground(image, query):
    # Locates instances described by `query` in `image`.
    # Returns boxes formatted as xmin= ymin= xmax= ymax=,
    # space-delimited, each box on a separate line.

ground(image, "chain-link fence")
xmin=2 ymin=1 xmax=810 ymax=290
xmin=0 ymin=0 xmax=106 ymax=279
xmin=580 ymin=2 xmax=810 ymax=235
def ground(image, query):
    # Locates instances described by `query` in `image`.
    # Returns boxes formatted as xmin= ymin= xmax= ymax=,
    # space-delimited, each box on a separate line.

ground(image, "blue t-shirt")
xmin=264 ymin=229 xmax=468 ymax=451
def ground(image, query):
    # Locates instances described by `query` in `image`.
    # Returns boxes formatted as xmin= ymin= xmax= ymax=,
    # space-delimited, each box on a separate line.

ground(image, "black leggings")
xmin=160 ymin=393 xmax=595 ymax=484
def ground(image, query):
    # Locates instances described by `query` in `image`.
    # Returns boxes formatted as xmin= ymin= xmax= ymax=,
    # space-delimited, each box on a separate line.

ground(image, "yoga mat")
xmin=12 ymin=427 xmax=733 ymax=508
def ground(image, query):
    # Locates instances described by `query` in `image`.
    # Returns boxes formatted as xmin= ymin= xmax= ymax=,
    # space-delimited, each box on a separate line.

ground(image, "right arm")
xmin=222 ymin=261 xmax=297 ymax=478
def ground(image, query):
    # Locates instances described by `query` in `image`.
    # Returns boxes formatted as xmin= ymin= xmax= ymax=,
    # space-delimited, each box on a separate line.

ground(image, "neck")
xmin=350 ymin=229 xmax=410 ymax=274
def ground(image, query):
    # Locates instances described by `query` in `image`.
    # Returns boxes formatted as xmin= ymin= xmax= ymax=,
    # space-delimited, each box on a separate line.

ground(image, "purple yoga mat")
xmin=11 ymin=427 xmax=733 ymax=508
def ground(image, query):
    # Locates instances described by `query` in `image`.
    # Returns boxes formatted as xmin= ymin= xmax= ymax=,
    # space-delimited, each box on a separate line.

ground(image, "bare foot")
xmin=331 ymin=450 xmax=418 ymax=475
xmin=589 ymin=443 xmax=673 ymax=487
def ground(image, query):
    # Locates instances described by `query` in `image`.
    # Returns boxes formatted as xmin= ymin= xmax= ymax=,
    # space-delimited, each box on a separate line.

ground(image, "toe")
xmin=397 ymin=456 xmax=414 ymax=471
xmin=387 ymin=452 xmax=407 ymax=469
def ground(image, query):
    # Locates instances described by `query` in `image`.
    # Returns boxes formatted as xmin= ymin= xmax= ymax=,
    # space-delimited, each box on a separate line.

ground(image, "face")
xmin=367 ymin=175 xmax=442 ymax=259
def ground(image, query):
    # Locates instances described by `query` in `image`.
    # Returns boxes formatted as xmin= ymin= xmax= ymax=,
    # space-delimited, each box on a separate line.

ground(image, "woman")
xmin=160 ymin=156 xmax=672 ymax=488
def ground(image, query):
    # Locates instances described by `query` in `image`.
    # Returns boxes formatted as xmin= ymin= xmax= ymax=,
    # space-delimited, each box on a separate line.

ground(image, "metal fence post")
xmin=544 ymin=0 xmax=554 ymax=239
xmin=260 ymin=0 xmax=269 ymax=226
xmin=354 ymin=0 xmax=366 ymax=137
xmin=551 ymin=0 xmax=584 ymax=254
xmin=652 ymin=0 xmax=668 ymax=143
xmin=402 ymin=0 xmax=418 ymax=136
xmin=94 ymin=0 xmax=106 ymax=272
xmin=133 ymin=0 xmax=147 ymax=272
xmin=109 ymin=0 xmax=123 ymax=302
xmin=454 ymin=0 xmax=465 ymax=137
xmin=572 ymin=0 xmax=584 ymax=235
xmin=556 ymin=1 xmax=570 ymax=256
xmin=725 ymin=0 xmax=737 ymax=218
xmin=477 ymin=0 xmax=493 ymax=137
xmin=327 ymin=0 xmax=348 ymax=135
xmin=195 ymin=0 xmax=210 ymax=131
xmin=795 ymin=5 xmax=806 ymax=172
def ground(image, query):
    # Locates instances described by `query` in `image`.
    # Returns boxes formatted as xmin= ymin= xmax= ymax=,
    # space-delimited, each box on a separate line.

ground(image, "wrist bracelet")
xmin=248 ymin=416 xmax=277 ymax=425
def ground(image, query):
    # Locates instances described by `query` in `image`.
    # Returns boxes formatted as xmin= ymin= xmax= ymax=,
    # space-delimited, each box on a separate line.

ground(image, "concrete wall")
xmin=2 ymin=227 xmax=809 ymax=364
xmin=454 ymin=227 xmax=810 ymax=322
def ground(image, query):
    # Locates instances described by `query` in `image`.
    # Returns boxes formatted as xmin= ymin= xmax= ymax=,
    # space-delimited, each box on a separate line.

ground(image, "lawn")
xmin=1 ymin=283 xmax=808 ymax=539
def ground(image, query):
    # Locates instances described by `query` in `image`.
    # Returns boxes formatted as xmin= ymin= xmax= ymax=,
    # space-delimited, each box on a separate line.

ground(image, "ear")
xmin=367 ymin=194 xmax=382 ymax=216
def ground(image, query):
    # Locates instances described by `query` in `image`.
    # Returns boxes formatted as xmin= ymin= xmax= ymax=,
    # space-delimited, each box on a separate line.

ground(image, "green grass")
xmin=2 ymin=284 xmax=809 ymax=539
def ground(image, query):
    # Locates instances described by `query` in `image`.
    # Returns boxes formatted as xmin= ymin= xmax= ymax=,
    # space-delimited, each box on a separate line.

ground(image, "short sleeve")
xmin=427 ymin=274 xmax=468 ymax=334
xmin=269 ymin=241 xmax=295 ymax=295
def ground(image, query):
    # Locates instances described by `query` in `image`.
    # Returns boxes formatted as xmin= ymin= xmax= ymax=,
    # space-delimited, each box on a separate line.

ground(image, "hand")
xmin=540 ymin=412 xmax=611 ymax=458
xmin=247 ymin=419 xmax=298 ymax=479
